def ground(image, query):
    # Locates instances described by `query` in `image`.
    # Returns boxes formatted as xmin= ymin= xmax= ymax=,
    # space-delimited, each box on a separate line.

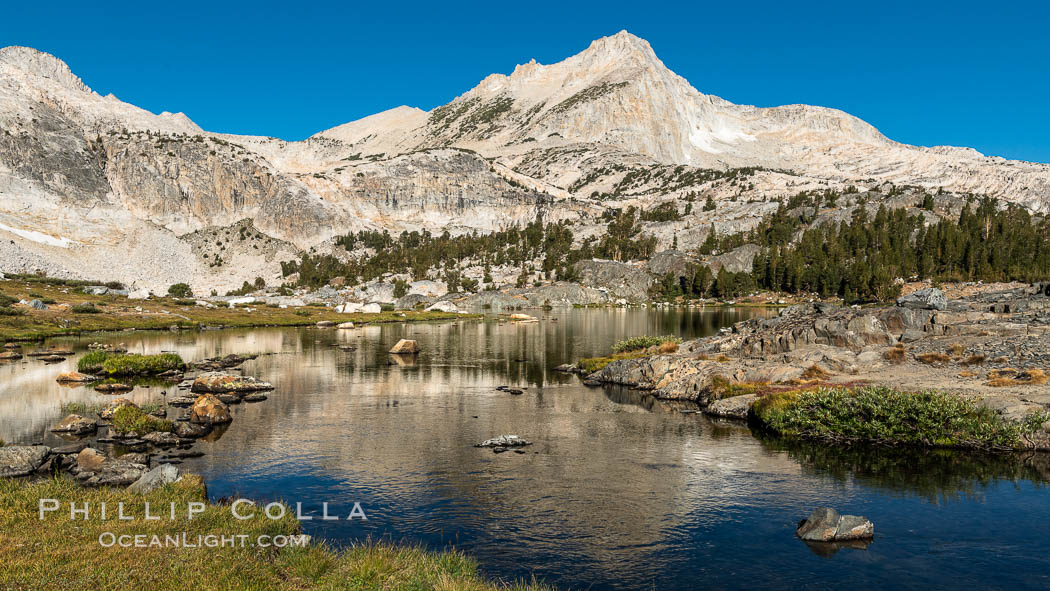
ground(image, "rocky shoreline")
xmin=0 ymin=352 xmax=272 ymax=489
xmin=579 ymin=283 xmax=1050 ymax=450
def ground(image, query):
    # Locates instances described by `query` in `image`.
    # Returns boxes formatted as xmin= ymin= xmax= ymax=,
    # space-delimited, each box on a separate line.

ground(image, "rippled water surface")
xmin=3 ymin=307 xmax=1050 ymax=590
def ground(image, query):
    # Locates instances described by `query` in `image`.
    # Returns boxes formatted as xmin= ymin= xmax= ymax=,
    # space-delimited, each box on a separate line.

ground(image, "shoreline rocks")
xmin=0 ymin=445 xmax=51 ymax=477
xmin=50 ymin=414 xmax=97 ymax=435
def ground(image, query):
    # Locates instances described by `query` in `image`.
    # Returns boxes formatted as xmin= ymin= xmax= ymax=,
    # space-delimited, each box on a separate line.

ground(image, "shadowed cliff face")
xmin=0 ymin=104 xmax=109 ymax=203
xmin=100 ymin=132 xmax=336 ymax=242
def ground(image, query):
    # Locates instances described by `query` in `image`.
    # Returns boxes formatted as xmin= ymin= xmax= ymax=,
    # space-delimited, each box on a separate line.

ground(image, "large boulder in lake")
xmin=50 ymin=414 xmax=97 ymax=435
xmin=897 ymin=287 xmax=947 ymax=311
xmin=0 ymin=445 xmax=51 ymax=477
xmin=189 ymin=393 xmax=232 ymax=425
xmin=190 ymin=372 xmax=274 ymax=393
xmin=796 ymin=507 xmax=874 ymax=542
xmin=389 ymin=339 xmax=420 ymax=354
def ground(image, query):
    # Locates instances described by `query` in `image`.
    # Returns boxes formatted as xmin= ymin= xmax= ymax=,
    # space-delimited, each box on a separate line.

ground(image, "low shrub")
xmin=77 ymin=350 xmax=110 ymax=373
xmin=71 ymin=302 xmax=100 ymax=314
xmin=917 ymin=352 xmax=950 ymax=365
xmin=800 ymin=364 xmax=830 ymax=380
xmin=612 ymin=335 xmax=682 ymax=354
xmin=752 ymin=386 xmax=1041 ymax=450
xmin=110 ymin=405 xmax=172 ymax=435
xmin=167 ymin=283 xmax=193 ymax=298
xmin=709 ymin=376 xmax=767 ymax=400
xmin=987 ymin=368 xmax=1048 ymax=387
xmin=577 ymin=350 xmax=649 ymax=374
xmin=883 ymin=345 xmax=906 ymax=363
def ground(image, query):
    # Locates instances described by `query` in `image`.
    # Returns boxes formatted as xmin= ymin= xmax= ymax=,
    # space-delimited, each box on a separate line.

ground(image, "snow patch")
xmin=0 ymin=222 xmax=76 ymax=248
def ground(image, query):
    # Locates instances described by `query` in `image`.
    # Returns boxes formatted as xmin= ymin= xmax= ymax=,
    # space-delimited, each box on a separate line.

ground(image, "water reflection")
xmin=757 ymin=435 xmax=1050 ymax=504
xmin=3 ymin=307 xmax=1050 ymax=590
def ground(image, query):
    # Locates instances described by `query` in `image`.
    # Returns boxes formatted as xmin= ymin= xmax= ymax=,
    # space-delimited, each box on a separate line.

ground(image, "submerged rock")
xmin=0 ymin=445 xmax=51 ymax=477
xmin=95 ymin=382 xmax=133 ymax=393
xmin=475 ymin=435 xmax=532 ymax=448
xmin=796 ymin=507 xmax=874 ymax=542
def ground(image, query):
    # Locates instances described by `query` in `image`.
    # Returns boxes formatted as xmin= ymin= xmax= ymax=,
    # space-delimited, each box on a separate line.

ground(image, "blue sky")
xmin=3 ymin=0 xmax=1047 ymax=162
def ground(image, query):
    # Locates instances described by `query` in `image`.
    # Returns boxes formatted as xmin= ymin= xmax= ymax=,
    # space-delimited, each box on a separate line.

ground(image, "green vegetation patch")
xmin=612 ymin=335 xmax=682 ymax=353
xmin=578 ymin=350 xmax=650 ymax=374
xmin=753 ymin=386 xmax=1048 ymax=451
xmin=110 ymin=405 xmax=172 ymax=435
xmin=78 ymin=352 xmax=184 ymax=376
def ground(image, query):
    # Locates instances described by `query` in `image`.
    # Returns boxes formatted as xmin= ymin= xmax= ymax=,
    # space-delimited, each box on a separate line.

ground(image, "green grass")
xmin=0 ymin=476 xmax=549 ymax=590
xmin=0 ymin=279 xmax=471 ymax=341
xmin=102 ymin=353 xmax=184 ymax=376
xmin=611 ymin=335 xmax=681 ymax=353
xmin=577 ymin=350 xmax=649 ymax=374
xmin=60 ymin=401 xmax=106 ymax=416
xmin=72 ymin=302 xmax=101 ymax=314
xmin=752 ymin=386 xmax=1049 ymax=451
xmin=109 ymin=405 xmax=172 ymax=435
xmin=77 ymin=350 xmax=110 ymax=373
xmin=78 ymin=352 xmax=185 ymax=376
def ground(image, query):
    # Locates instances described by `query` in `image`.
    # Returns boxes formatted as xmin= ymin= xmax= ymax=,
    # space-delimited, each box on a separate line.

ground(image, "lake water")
xmin=3 ymin=307 xmax=1050 ymax=590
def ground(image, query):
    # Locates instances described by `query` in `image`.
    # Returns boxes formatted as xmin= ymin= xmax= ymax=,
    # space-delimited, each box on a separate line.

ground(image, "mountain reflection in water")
xmin=2 ymin=307 xmax=1049 ymax=590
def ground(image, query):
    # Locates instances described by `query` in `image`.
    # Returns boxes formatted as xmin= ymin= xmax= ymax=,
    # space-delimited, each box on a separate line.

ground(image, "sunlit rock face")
xmin=1 ymin=33 xmax=1048 ymax=290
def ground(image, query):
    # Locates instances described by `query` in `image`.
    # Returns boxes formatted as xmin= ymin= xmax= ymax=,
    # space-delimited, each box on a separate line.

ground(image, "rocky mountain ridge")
xmin=0 ymin=33 xmax=1047 ymax=292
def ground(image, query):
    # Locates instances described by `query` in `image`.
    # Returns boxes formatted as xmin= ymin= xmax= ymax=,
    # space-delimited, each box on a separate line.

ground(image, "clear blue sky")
xmin=3 ymin=0 xmax=1047 ymax=162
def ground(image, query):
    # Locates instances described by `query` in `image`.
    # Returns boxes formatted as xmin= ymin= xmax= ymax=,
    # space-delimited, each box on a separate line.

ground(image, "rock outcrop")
xmin=796 ymin=507 xmax=875 ymax=542
xmin=4 ymin=34 xmax=1045 ymax=292
xmin=0 ymin=445 xmax=51 ymax=477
